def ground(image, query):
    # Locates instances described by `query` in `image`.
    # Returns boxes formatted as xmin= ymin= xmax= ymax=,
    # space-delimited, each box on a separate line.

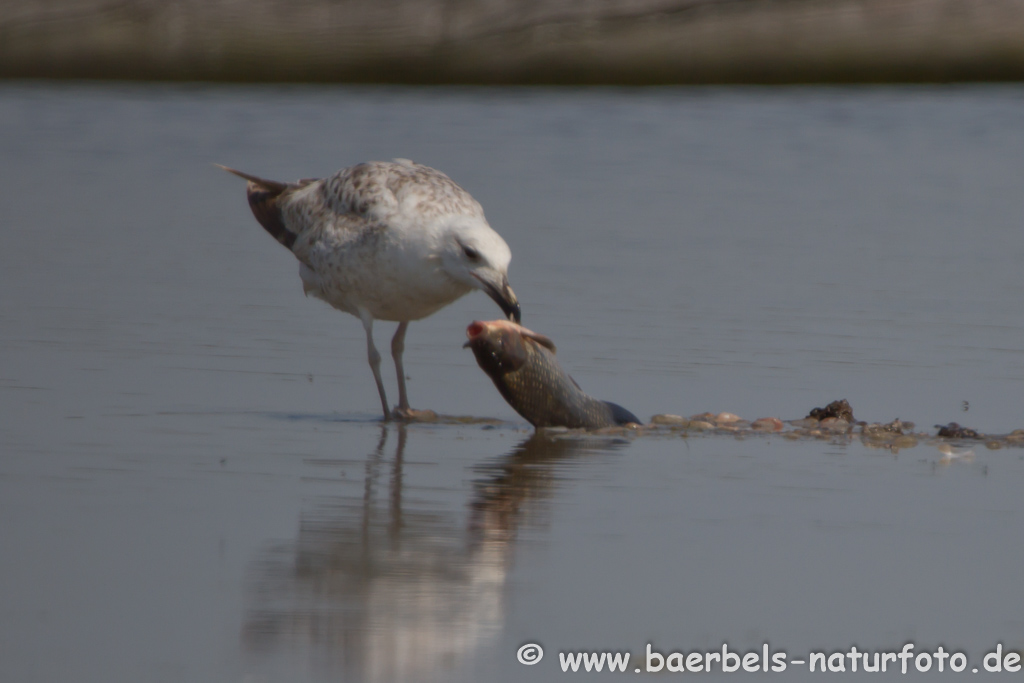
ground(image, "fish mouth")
xmin=463 ymin=320 xmax=488 ymax=348
xmin=473 ymin=274 xmax=521 ymax=323
xmin=463 ymin=319 xmax=528 ymax=373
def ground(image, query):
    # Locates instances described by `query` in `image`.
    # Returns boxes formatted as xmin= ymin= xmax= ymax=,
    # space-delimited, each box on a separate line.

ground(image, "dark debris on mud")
xmin=807 ymin=398 xmax=855 ymax=423
xmin=934 ymin=422 xmax=983 ymax=439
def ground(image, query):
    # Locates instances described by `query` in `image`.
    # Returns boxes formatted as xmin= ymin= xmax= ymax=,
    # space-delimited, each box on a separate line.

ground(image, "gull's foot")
xmin=391 ymin=407 xmax=438 ymax=422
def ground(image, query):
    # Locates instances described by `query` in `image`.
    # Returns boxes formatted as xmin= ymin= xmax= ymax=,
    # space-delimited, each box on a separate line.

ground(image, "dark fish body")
xmin=465 ymin=320 xmax=639 ymax=430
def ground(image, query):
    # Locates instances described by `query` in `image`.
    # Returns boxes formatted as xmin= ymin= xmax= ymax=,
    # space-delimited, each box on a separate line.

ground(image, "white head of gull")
xmin=219 ymin=159 xmax=519 ymax=421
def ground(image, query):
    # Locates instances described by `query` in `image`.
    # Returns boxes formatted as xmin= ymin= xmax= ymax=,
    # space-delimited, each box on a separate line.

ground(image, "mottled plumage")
xmin=221 ymin=159 xmax=520 ymax=420
xmin=464 ymin=320 xmax=639 ymax=430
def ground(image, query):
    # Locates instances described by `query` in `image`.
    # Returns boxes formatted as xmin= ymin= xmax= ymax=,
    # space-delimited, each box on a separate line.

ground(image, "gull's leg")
xmin=359 ymin=310 xmax=391 ymax=421
xmin=391 ymin=321 xmax=411 ymax=412
xmin=390 ymin=321 xmax=437 ymax=422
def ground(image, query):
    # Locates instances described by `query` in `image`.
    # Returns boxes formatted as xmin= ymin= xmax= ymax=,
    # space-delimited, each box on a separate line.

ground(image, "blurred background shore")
xmin=3 ymin=0 xmax=1024 ymax=84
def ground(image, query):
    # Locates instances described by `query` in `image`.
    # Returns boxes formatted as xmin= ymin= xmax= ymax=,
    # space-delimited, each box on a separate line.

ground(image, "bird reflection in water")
xmin=242 ymin=425 xmax=627 ymax=682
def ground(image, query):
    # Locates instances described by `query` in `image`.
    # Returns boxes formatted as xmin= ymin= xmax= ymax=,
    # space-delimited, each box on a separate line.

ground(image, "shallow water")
xmin=1 ymin=83 xmax=1023 ymax=682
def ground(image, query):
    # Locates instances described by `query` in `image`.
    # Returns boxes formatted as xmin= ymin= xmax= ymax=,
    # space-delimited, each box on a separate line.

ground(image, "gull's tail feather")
xmin=217 ymin=164 xmax=298 ymax=250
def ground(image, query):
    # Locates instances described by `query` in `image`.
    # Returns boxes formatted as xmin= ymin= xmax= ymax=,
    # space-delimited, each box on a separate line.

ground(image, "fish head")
xmin=464 ymin=320 xmax=555 ymax=377
xmin=439 ymin=221 xmax=520 ymax=323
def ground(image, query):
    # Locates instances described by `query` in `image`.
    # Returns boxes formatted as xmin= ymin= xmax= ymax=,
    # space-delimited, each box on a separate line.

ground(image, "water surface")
xmin=1 ymin=83 xmax=1023 ymax=682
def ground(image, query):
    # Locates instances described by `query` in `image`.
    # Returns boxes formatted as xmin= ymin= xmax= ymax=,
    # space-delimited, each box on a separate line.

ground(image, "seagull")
xmin=219 ymin=159 xmax=520 ymax=421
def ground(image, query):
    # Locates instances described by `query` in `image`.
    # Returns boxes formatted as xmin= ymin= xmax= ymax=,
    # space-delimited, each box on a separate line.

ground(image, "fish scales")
xmin=465 ymin=320 xmax=638 ymax=430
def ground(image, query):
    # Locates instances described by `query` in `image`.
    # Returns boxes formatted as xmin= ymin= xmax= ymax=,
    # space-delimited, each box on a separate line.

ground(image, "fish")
xmin=464 ymin=320 xmax=640 ymax=429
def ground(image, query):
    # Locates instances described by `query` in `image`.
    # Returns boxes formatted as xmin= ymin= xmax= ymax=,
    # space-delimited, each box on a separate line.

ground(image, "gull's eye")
xmin=462 ymin=245 xmax=481 ymax=262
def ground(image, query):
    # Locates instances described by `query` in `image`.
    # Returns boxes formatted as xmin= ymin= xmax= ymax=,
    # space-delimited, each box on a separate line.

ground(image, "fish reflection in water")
xmin=243 ymin=426 xmax=626 ymax=682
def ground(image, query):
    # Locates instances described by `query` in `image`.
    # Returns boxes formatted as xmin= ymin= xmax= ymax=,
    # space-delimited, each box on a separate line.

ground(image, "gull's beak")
xmin=474 ymin=272 xmax=521 ymax=323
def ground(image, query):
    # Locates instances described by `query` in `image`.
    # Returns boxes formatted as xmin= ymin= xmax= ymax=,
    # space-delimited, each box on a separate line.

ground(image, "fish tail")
xmin=603 ymin=400 xmax=641 ymax=426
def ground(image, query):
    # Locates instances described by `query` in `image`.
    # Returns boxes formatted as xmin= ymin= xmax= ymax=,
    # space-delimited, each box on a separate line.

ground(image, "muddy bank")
xmin=3 ymin=0 xmax=1024 ymax=84
xmin=635 ymin=409 xmax=1024 ymax=453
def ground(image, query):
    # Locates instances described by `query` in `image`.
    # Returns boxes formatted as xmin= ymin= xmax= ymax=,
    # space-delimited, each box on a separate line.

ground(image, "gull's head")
xmin=439 ymin=220 xmax=520 ymax=323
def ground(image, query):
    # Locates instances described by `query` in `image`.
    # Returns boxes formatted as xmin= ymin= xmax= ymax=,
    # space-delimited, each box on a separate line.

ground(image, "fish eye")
xmin=462 ymin=245 xmax=481 ymax=262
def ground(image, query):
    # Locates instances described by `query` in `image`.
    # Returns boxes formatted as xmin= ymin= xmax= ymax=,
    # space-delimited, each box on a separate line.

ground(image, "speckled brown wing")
xmin=320 ymin=160 xmax=485 ymax=225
